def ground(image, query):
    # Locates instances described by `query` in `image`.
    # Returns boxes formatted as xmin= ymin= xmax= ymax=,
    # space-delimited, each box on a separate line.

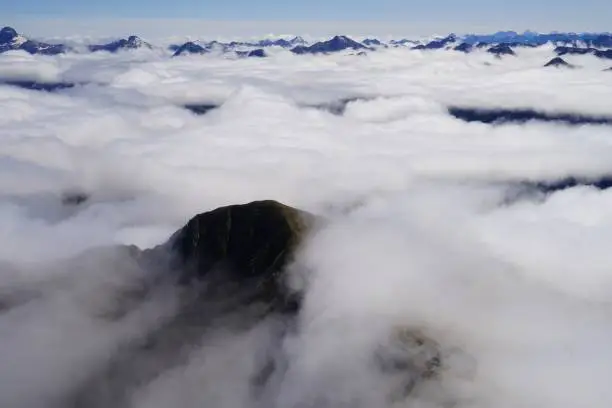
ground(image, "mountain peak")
xmin=291 ymin=35 xmax=366 ymax=54
xmin=172 ymin=41 xmax=208 ymax=57
xmin=544 ymin=57 xmax=574 ymax=68
xmin=0 ymin=26 xmax=18 ymax=44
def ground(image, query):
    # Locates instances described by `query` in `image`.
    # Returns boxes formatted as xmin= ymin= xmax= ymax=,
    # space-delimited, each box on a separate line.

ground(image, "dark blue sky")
xmin=4 ymin=0 xmax=611 ymax=37
xmin=3 ymin=0 xmax=610 ymax=22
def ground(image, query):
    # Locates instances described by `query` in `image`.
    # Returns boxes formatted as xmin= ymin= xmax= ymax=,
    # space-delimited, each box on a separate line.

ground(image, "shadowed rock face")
xmin=544 ymin=57 xmax=575 ymax=68
xmin=167 ymin=200 xmax=313 ymax=307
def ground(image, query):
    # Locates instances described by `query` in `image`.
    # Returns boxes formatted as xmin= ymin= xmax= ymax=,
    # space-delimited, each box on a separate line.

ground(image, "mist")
xmin=2 ymin=43 xmax=612 ymax=408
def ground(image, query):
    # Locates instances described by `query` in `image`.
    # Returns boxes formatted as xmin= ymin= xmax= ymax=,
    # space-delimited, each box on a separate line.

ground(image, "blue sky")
xmin=3 ymin=0 xmax=612 ymax=37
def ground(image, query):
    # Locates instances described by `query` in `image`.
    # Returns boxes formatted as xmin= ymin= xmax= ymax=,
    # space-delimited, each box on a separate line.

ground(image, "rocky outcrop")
xmin=165 ymin=200 xmax=314 ymax=309
xmin=544 ymin=56 xmax=575 ymax=68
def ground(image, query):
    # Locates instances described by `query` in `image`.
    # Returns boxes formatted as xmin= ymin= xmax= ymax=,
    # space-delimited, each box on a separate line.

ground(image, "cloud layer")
xmin=2 ymin=46 xmax=612 ymax=407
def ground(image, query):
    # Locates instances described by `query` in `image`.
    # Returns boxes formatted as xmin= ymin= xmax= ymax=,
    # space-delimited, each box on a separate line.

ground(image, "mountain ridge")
xmin=2 ymin=25 xmax=611 ymax=56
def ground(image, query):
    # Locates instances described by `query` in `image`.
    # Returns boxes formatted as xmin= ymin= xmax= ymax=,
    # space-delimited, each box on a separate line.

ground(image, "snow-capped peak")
xmin=11 ymin=35 xmax=28 ymax=47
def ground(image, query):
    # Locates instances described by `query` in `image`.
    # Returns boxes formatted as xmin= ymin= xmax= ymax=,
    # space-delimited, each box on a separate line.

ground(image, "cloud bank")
xmin=1 ymin=45 xmax=612 ymax=408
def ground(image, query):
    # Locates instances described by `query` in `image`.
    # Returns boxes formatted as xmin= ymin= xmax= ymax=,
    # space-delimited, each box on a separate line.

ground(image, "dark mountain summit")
xmin=544 ymin=57 xmax=575 ymax=68
xmin=0 ymin=26 xmax=68 ymax=55
xmin=291 ymin=35 xmax=368 ymax=54
xmin=0 ymin=26 xmax=18 ymax=43
xmin=167 ymin=200 xmax=312 ymax=292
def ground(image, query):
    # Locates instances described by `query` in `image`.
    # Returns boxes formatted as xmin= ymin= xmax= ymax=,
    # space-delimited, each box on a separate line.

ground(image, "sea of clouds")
xmin=1 ymin=44 xmax=612 ymax=408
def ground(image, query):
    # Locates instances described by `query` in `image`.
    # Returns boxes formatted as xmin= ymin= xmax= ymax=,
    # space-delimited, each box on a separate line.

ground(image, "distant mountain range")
xmin=1 ymin=25 xmax=612 ymax=59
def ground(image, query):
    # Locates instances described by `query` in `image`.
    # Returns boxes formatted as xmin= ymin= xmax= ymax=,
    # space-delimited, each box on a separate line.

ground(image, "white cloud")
xmin=1 ymin=46 xmax=612 ymax=407
xmin=0 ymin=52 xmax=63 ymax=82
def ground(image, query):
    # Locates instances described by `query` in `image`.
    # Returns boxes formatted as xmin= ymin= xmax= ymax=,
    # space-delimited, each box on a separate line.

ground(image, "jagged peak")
xmin=544 ymin=57 xmax=573 ymax=68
